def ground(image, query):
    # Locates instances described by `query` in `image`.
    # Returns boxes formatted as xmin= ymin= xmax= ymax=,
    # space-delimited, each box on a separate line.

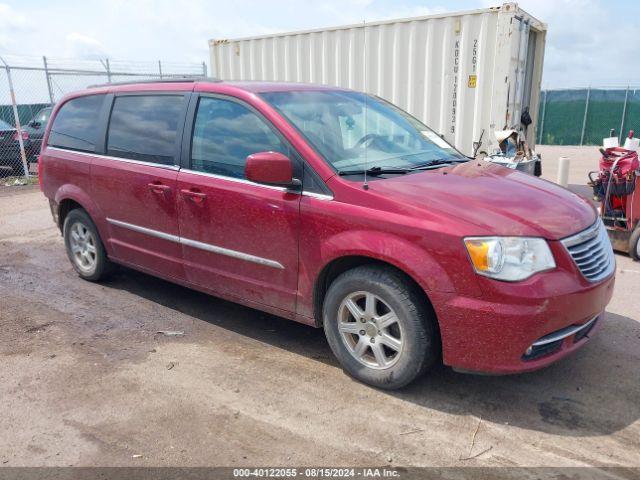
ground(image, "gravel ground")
xmin=0 ymin=147 xmax=639 ymax=470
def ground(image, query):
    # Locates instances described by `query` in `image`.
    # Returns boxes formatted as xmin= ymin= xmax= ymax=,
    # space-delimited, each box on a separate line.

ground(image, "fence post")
xmin=580 ymin=86 xmax=591 ymax=146
xmin=0 ymin=60 xmax=30 ymax=179
xmin=42 ymin=56 xmax=55 ymax=104
xmin=202 ymin=61 xmax=207 ymax=77
xmin=101 ymin=58 xmax=112 ymax=83
xmin=158 ymin=60 xmax=163 ymax=79
xmin=538 ymin=89 xmax=547 ymax=144
xmin=619 ymin=85 xmax=629 ymax=143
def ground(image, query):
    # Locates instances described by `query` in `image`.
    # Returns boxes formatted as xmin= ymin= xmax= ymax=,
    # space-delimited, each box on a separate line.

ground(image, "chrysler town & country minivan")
xmin=39 ymin=80 xmax=615 ymax=389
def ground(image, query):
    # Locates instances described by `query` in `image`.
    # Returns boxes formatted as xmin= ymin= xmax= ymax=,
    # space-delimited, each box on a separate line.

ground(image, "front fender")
xmin=321 ymin=230 xmax=456 ymax=294
xmin=296 ymin=224 xmax=483 ymax=320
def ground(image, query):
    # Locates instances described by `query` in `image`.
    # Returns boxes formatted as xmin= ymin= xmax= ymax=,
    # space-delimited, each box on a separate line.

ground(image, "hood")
xmin=368 ymin=161 xmax=596 ymax=240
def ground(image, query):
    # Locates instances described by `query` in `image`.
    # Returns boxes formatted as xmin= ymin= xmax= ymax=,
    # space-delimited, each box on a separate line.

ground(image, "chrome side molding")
xmin=107 ymin=218 xmax=180 ymax=243
xmin=106 ymin=218 xmax=284 ymax=270
xmin=180 ymin=237 xmax=284 ymax=269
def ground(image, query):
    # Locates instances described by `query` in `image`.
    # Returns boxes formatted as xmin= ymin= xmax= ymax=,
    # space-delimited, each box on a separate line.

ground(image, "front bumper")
xmin=522 ymin=313 xmax=599 ymax=361
xmin=429 ymin=270 xmax=615 ymax=375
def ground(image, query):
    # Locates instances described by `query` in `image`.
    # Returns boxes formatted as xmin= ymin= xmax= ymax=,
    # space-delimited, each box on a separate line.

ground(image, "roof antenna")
xmin=362 ymin=19 xmax=369 ymax=191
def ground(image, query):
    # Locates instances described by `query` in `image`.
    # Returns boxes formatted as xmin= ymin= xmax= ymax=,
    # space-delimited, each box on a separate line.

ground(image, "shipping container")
xmin=209 ymin=3 xmax=546 ymax=156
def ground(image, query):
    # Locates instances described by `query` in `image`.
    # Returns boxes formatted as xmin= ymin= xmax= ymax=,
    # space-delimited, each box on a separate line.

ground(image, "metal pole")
xmin=104 ymin=58 xmax=112 ymax=83
xmin=43 ymin=56 xmax=55 ymax=104
xmin=202 ymin=61 xmax=207 ymax=77
xmin=580 ymin=87 xmax=591 ymax=146
xmin=619 ymin=86 xmax=629 ymax=144
xmin=557 ymin=156 xmax=570 ymax=187
xmin=158 ymin=60 xmax=163 ymax=79
xmin=0 ymin=60 xmax=30 ymax=179
xmin=538 ymin=89 xmax=547 ymax=144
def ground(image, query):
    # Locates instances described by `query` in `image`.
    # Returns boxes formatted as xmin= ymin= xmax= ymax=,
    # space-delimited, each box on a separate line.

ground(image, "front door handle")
xmin=147 ymin=182 xmax=171 ymax=194
xmin=180 ymin=188 xmax=207 ymax=203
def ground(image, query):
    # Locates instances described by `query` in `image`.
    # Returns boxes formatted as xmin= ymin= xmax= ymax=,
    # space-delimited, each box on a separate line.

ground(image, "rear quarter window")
xmin=48 ymin=94 xmax=106 ymax=152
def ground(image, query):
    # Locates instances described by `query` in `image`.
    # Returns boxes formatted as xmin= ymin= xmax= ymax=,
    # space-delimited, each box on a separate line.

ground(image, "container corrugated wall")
xmin=210 ymin=3 xmax=546 ymax=156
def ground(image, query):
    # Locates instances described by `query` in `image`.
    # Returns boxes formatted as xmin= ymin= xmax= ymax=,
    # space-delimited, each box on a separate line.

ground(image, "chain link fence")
xmin=537 ymin=87 xmax=640 ymax=147
xmin=0 ymin=55 xmax=206 ymax=185
xmin=4 ymin=55 xmax=636 ymax=184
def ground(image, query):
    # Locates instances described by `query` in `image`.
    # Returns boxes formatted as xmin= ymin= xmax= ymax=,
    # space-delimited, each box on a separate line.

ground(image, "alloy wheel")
xmin=68 ymin=221 xmax=97 ymax=273
xmin=337 ymin=291 xmax=404 ymax=369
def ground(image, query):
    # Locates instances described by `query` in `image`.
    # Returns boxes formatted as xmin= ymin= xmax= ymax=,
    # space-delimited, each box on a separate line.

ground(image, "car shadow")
xmin=103 ymin=267 xmax=640 ymax=438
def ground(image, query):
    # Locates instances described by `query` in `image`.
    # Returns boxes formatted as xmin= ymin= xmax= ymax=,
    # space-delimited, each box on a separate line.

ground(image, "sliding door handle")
xmin=180 ymin=189 xmax=208 ymax=202
xmin=148 ymin=182 xmax=171 ymax=194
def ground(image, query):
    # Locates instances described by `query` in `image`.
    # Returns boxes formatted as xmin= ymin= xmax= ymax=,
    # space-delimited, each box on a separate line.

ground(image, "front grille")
xmin=561 ymin=220 xmax=615 ymax=282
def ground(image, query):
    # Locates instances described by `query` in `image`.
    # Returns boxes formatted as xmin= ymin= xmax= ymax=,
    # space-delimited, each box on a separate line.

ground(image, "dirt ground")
xmin=0 ymin=146 xmax=639 ymax=469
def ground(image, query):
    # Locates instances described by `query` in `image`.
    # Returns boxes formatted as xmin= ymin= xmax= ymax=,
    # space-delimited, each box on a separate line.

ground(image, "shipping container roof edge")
xmin=208 ymin=2 xmax=546 ymax=45
xmin=209 ymin=2 xmax=547 ymax=157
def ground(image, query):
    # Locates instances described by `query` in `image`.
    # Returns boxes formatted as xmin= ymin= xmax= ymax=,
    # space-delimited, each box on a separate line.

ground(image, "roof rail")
xmin=88 ymin=77 xmax=221 ymax=88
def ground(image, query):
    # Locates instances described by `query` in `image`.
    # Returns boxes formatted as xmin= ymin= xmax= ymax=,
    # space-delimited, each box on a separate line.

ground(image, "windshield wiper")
xmin=338 ymin=158 xmax=467 ymax=176
xmin=338 ymin=166 xmax=410 ymax=176
xmin=409 ymin=158 xmax=467 ymax=170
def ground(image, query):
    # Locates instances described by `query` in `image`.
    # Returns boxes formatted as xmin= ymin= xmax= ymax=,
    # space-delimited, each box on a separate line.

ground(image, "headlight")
xmin=464 ymin=237 xmax=556 ymax=281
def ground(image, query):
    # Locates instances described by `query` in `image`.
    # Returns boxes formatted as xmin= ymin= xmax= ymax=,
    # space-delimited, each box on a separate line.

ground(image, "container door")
xmin=522 ymin=29 xmax=538 ymax=116
xmin=510 ymin=18 xmax=541 ymax=134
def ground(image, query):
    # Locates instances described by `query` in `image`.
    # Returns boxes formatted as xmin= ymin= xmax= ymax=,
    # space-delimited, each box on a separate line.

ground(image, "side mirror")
xmin=245 ymin=151 xmax=300 ymax=189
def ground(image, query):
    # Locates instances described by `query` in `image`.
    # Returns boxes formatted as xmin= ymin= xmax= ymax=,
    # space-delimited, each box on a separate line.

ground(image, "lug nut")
xmin=360 ymin=318 xmax=366 ymax=323
xmin=359 ymin=330 xmax=366 ymax=335
xmin=370 ymin=338 xmax=375 ymax=343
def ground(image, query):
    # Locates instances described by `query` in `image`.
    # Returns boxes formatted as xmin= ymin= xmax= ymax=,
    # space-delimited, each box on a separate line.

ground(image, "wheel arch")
xmin=54 ymin=185 xmax=104 ymax=233
xmin=313 ymin=255 xmax=439 ymax=333
xmin=57 ymin=198 xmax=84 ymax=231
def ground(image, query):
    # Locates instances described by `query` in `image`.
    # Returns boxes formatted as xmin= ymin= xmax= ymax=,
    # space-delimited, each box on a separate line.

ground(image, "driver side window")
xmin=191 ymin=97 xmax=287 ymax=179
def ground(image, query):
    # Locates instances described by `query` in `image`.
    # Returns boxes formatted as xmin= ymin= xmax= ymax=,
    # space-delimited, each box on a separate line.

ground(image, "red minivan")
xmin=40 ymin=80 xmax=615 ymax=389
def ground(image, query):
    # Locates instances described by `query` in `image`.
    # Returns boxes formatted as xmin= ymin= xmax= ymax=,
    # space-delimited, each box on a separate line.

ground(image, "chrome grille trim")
xmin=561 ymin=220 xmax=601 ymax=248
xmin=561 ymin=220 xmax=615 ymax=282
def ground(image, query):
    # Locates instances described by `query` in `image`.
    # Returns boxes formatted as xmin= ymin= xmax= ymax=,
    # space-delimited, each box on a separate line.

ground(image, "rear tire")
xmin=630 ymin=226 xmax=640 ymax=261
xmin=63 ymin=209 xmax=113 ymax=281
xmin=323 ymin=265 xmax=439 ymax=390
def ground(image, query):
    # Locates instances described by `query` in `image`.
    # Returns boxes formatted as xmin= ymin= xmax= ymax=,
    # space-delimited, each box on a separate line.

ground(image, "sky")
xmin=0 ymin=0 xmax=639 ymax=88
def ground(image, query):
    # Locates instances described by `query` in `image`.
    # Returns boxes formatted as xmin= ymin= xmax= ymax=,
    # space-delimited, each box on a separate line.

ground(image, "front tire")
xmin=323 ymin=265 xmax=439 ymax=389
xmin=63 ymin=209 xmax=113 ymax=281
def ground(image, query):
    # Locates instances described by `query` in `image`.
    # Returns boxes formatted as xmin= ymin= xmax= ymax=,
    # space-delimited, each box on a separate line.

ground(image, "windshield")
xmin=261 ymin=90 xmax=465 ymax=172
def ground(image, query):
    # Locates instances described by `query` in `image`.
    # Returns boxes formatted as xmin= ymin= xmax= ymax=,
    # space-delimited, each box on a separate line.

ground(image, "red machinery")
xmin=589 ymin=145 xmax=640 ymax=259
